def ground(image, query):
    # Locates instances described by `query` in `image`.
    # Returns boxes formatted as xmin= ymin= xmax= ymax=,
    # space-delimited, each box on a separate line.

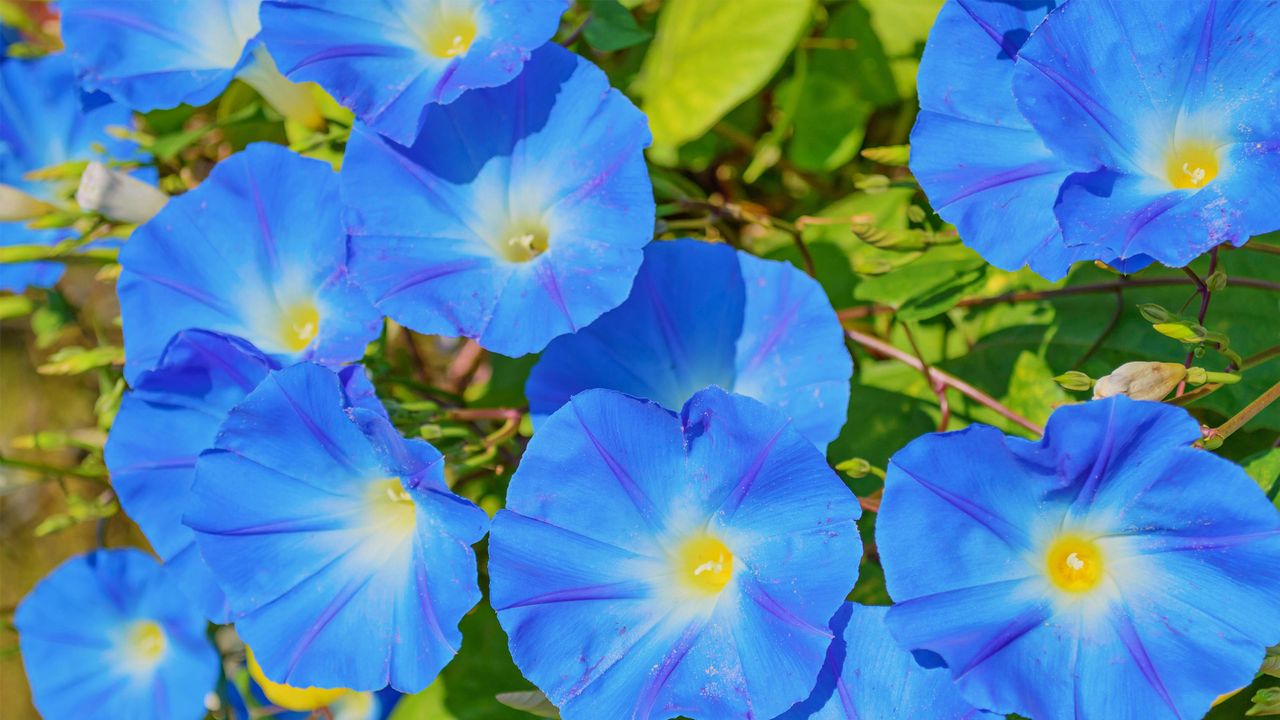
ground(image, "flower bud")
xmin=836 ymin=457 xmax=874 ymax=478
xmin=0 ymin=183 xmax=55 ymax=221
xmin=1054 ymin=371 xmax=1094 ymax=392
xmin=1137 ymin=303 xmax=1172 ymax=324
xmin=1092 ymin=361 xmax=1187 ymax=401
xmin=1206 ymin=269 xmax=1228 ymax=292
xmin=76 ymin=163 xmax=168 ymax=223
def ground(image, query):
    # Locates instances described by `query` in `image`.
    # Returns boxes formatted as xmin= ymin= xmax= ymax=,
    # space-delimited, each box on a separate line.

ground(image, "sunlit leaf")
xmin=637 ymin=0 xmax=813 ymax=150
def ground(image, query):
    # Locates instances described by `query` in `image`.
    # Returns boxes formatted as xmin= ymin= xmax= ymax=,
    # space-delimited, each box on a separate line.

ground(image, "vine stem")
xmin=1202 ymin=379 xmax=1280 ymax=447
xmin=837 ymin=275 xmax=1280 ymax=321
xmin=1176 ymin=249 xmax=1219 ymax=396
xmin=901 ymin=323 xmax=950 ymax=431
xmin=0 ymin=454 xmax=107 ymax=482
xmin=844 ymin=326 xmax=1044 ymax=436
xmin=1170 ymin=343 xmax=1280 ymax=407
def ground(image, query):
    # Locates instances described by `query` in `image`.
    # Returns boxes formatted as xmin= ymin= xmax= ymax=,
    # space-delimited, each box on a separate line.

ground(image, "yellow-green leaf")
xmin=637 ymin=0 xmax=813 ymax=150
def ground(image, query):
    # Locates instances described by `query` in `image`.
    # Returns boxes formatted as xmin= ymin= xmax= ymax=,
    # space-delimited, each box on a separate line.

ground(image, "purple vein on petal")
xmin=375 ymin=258 xmax=483 ymax=303
xmin=125 ymin=270 xmax=240 ymax=319
xmin=412 ymin=536 xmax=457 ymax=654
xmin=270 ymin=374 xmax=363 ymax=475
xmin=954 ymin=601 xmax=1051 ymax=679
xmin=895 ymin=462 xmax=1033 ymax=550
xmin=716 ymin=422 xmax=788 ymax=522
xmin=741 ymin=577 xmax=833 ymax=639
xmin=534 ymin=260 xmax=577 ymax=332
xmin=936 ymin=159 xmax=1066 ymax=209
xmin=570 ymin=402 xmax=663 ymax=531
xmin=284 ymin=571 xmax=379 ymax=682
xmin=1108 ymin=601 xmax=1183 ymax=718
xmin=496 ymin=580 xmax=652 ymax=611
xmin=632 ymin=619 xmax=704 ymax=720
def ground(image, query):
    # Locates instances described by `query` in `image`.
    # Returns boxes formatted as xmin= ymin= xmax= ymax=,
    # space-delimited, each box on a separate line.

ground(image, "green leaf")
xmin=761 ymin=188 xmax=915 ymax=307
xmin=637 ymin=0 xmax=813 ymax=149
xmin=853 ymin=244 xmax=988 ymax=321
xmin=495 ymin=691 xmax=561 ymax=718
xmin=434 ymin=600 xmax=537 ymax=718
xmin=785 ymin=2 xmax=895 ymax=171
xmin=583 ymin=0 xmax=652 ymax=52
xmin=1243 ymin=449 xmax=1280 ymax=509
xmin=860 ymin=0 xmax=944 ymax=99
xmin=388 ymin=681 xmax=456 ymax=720
xmin=946 ymin=251 xmax=1280 ymax=432
xmin=30 ymin=291 xmax=77 ymax=350
xmin=1002 ymin=351 xmax=1073 ymax=426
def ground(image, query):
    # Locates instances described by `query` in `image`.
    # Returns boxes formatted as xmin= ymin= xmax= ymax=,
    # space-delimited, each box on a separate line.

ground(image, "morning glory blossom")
xmin=118 ymin=142 xmax=380 ymax=383
xmin=15 ymin=549 xmax=220 ymax=720
xmin=911 ymin=0 xmax=1280 ymax=279
xmin=0 ymin=54 xmax=142 ymax=291
xmin=342 ymin=43 xmax=653 ymax=357
xmin=58 ymin=0 xmax=263 ymax=110
xmin=58 ymin=0 xmax=324 ymax=127
xmin=185 ymin=363 xmax=489 ymax=692
xmin=877 ymin=396 xmax=1280 ymax=720
xmin=260 ymin=0 xmax=570 ymax=144
xmin=489 ymin=387 xmax=861 ymax=719
xmin=104 ymin=329 xmax=384 ymax=622
xmin=527 ymin=239 xmax=852 ymax=450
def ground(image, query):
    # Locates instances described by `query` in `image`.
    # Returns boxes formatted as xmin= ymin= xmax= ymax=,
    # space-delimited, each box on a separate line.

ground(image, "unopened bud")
xmin=1153 ymin=321 xmax=1204 ymax=343
xmin=1054 ymin=371 xmax=1094 ymax=392
xmin=1206 ymin=269 xmax=1228 ymax=292
xmin=76 ymin=163 xmax=168 ymax=223
xmin=835 ymin=458 xmax=874 ymax=479
xmin=1137 ymin=303 xmax=1172 ymax=324
xmin=0 ymin=183 xmax=55 ymax=221
xmin=1093 ymin=361 xmax=1187 ymax=401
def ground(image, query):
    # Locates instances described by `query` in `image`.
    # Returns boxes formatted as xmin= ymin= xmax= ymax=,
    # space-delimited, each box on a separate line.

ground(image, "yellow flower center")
xmin=674 ymin=534 xmax=735 ymax=595
xmin=1045 ymin=535 xmax=1105 ymax=593
xmin=366 ymin=477 xmax=416 ymax=536
xmin=277 ymin=299 xmax=320 ymax=352
xmin=124 ymin=620 xmax=167 ymax=667
xmin=247 ymin=647 xmax=350 ymax=711
xmin=496 ymin=218 xmax=550 ymax=263
xmin=424 ymin=12 xmax=478 ymax=59
xmin=1164 ymin=139 xmax=1220 ymax=189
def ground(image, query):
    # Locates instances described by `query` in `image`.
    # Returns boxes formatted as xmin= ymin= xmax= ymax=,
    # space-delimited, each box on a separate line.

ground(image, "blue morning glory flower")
xmin=118 ymin=142 xmax=380 ymax=384
xmin=877 ymin=396 xmax=1280 ymax=720
xmin=342 ymin=43 xmax=653 ymax=357
xmin=912 ymin=0 xmax=1279 ymax=279
xmin=489 ymin=387 xmax=861 ymax=719
xmin=526 ymin=239 xmax=851 ymax=451
xmin=774 ymin=603 xmax=983 ymax=720
xmin=259 ymin=0 xmax=570 ymax=145
xmin=185 ymin=362 xmax=489 ymax=692
xmin=15 ymin=548 xmax=220 ymax=720
xmin=104 ymin=329 xmax=384 ymax=622
xmin=58 ymin=0 xmax=262 ymax=110
xmin=0 ymin=54 xmax=141 ymax=291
